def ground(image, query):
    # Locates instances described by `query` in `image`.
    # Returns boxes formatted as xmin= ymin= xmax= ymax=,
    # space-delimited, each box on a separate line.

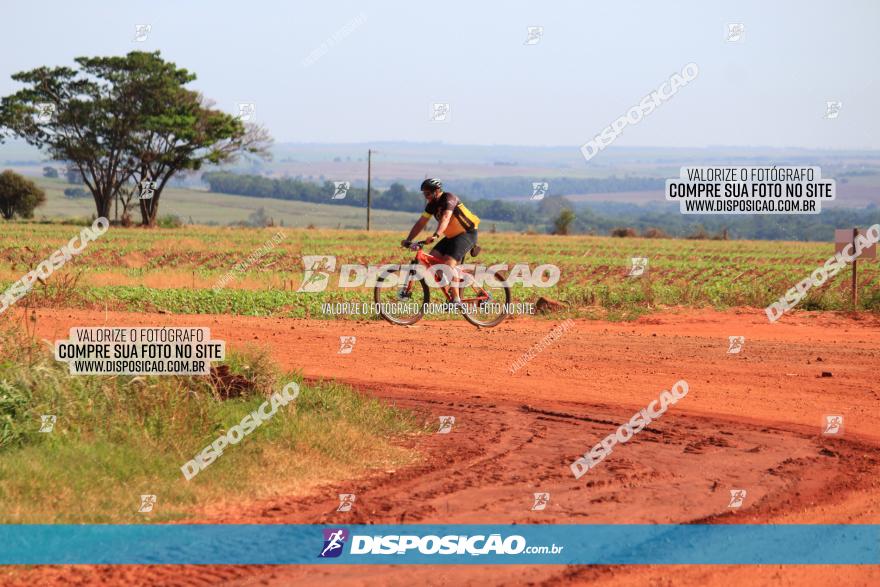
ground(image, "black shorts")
xmin=431 ymin=230 xmax=478 ymax=263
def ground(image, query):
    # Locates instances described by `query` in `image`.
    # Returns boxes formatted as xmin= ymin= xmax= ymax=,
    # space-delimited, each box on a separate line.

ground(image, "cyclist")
xmin=401 ymin=178 xmax=480 ymax=307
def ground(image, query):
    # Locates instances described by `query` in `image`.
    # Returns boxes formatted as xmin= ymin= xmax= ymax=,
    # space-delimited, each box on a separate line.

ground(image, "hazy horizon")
xmin=2 ymin=1 xmax=879 ymax=152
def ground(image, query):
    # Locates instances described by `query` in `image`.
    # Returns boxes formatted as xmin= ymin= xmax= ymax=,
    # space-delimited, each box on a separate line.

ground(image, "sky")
xmin=2 ymin=1 xmax=878 ymax=150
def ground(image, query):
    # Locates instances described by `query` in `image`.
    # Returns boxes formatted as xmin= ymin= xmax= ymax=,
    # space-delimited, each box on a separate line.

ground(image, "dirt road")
xmin=8 ymin=308 xmax=880 ymax=586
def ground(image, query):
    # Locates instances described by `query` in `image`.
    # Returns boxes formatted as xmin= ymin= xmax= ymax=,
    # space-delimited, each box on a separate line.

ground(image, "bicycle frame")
xmin=403 ymin=247 xmax=491 ymax=304
xmin=376 ymin=239 xmax=510 ymax=328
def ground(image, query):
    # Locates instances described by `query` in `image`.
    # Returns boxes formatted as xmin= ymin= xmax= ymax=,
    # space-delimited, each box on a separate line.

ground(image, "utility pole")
xmin=366 ymin=149 xmax=372 ymax=231
xmin=852 ymin=227 xmax=859 ymax=309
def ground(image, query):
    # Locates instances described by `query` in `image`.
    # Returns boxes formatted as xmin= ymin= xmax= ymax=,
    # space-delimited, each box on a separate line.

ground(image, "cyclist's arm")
xmin=434 ymin=210 xmax=454 ymax=238
xmin=405 ymin=214 xmax=430 ymax=242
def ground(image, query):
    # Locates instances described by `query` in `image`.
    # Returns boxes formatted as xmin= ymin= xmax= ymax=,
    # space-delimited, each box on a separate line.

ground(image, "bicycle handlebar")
xmin=402 ymin=240 xmax=427 ymax=250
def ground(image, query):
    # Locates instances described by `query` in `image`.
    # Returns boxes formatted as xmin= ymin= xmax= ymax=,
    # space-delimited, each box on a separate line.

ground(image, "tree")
xmin=246 ymin=207 xmax=269 ymax=227
xmin=129 ymin=88 xmax=272 ymax=226
xmin=538 ymin=195 xmax=575 ymax=218
xmin=0 ymin=61 xmax=142 ymax=218
xmin=553 ymin=209 xmax=576 ymax=235
xmin=0 ymin=170 xmax=46 ymax=219
xmin=0 ymin=51 xmax=271 ymax=225
xmin=42 ymin=166 xmax=58 ymax=178
xmin=94 ymin=52 xmax=272 ymax=226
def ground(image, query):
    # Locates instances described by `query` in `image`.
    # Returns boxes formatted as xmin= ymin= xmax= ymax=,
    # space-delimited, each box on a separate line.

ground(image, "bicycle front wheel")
xmin=374 ymin=273 xmax=429 ymax=326
xmin=460 ymin=270 xmax=511 ymax=328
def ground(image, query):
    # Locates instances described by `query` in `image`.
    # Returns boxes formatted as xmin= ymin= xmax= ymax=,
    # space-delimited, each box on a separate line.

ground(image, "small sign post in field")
xmin=366 ymin=149 xmax=372 ymax=231
xmin=834 ymin=228 xmax=877 ymax=308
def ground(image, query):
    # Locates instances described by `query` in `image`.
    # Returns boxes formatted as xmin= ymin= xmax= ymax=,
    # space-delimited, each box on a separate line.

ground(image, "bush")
xmin=553 ymin=209 xmax=576 ymax=235
xmin=157 ymin=214 xmax=183 ymax=228
xmin=711 ymin=228 xmax=730 ymax=241
xmin=0 ymin=379 xmax=30 ymax=449
xmin=642 ymin=227 xmax=668 ymax=239
xmin=0 ymin=170 xmax=46 ymax=220
xmin=686 ymin=226 xmax=709 ymax=240
xmin=247 ymin=207 xmax=269 ymax=227
xmin=611 ymin=227 xmax=637 ymax=238
xmin=63 ymin=187 xmax=89 ymax=199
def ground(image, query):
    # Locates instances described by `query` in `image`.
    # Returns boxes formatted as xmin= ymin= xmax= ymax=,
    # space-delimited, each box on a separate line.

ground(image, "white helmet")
xmin=420 ymin=178 xmax=442 ymax=191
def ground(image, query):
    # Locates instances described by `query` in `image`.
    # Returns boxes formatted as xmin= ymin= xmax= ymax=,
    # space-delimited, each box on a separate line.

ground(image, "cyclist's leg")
xmin=431 ymin=232 xmax=476 ymax=301
xmin=442 ymin=255 xmax=461 ymax=301
xmin=398 ymin=260 xmax=422 ymax=299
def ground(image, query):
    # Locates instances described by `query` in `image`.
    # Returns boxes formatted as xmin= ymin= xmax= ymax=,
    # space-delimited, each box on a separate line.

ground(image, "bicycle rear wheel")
xmin=374 ymin=273 xmax=429 ymax=326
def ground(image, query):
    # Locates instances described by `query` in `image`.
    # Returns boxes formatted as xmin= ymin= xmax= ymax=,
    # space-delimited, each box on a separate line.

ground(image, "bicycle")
xmin=374 ymin=240 xmax=511 ymax=328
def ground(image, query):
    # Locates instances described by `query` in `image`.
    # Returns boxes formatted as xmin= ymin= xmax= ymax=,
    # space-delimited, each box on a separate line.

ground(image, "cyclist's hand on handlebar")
xmin=400 ymin=239 xmax=412 ymax=248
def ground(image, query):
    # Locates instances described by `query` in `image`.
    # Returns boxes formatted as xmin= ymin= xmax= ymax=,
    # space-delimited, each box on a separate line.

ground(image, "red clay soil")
xmin=5 ymin=307 xmax=880 ymax=586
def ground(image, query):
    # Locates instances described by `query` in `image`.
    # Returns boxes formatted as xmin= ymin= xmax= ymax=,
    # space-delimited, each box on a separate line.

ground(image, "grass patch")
xmin=0 ymin=324 xmax=423 ymax=523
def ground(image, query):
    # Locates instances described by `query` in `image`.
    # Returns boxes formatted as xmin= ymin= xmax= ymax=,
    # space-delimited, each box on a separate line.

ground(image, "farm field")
xmin=1 ymin=222 xmax=878 ymax=320
xmin=27 ymin=177 xmax=431 ymax=231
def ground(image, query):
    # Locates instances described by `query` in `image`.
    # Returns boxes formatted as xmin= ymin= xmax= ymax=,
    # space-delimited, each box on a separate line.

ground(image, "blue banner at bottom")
xmin=0 ymin=524 xmax=877 ymax=565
